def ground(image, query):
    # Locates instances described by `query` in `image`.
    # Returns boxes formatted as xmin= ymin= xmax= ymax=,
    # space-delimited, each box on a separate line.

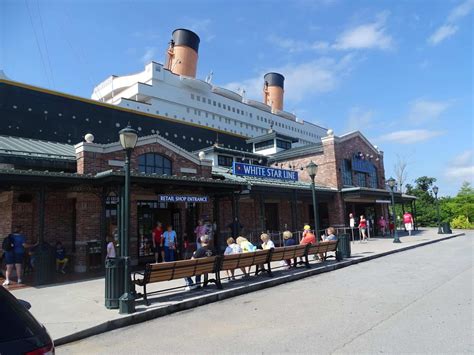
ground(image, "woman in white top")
xmin=106 ymin=235 xmax=116 ymax=259
xmin=260 ymin=233 xmax=275 ymax=250
xmin=224 ymin=237 xmax=243 ymax=280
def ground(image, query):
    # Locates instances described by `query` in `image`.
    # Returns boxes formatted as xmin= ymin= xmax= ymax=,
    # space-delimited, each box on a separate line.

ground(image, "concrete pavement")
xmin=58 ymin=232 xmax=473 ymax=354
xmin=8 ymin=228 xmax=466 ymax=345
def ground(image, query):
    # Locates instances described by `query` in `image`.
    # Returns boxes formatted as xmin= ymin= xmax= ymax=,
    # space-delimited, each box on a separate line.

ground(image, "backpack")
xmin=2 ymin=234 xmax=14 ymax=252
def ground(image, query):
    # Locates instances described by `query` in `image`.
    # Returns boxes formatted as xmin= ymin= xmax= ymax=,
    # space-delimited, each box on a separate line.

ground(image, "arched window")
xmin=138 ymin=153 xmax=172 ymax=175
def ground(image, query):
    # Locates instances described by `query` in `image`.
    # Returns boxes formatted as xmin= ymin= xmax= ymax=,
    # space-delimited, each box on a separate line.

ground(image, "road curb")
xmin=55 ymin=232 xmax=464 ymax=346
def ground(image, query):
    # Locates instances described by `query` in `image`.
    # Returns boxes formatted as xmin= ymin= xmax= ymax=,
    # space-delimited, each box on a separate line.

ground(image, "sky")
xmin=1 ymin=0 xmax=473 ymax=196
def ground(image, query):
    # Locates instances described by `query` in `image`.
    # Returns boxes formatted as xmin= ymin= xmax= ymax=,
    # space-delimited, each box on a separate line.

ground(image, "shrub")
xmin=450 ymin=215 xmax=474 ymax=229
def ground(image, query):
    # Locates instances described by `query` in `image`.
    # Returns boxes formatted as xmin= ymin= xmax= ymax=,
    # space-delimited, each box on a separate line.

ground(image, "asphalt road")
xmin=59 ymin=233 xmax=473 ymax=354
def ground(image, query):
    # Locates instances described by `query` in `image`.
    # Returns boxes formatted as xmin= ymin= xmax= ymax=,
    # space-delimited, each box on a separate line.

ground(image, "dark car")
xmin=0 ymin=286 xmax=54 ymax=355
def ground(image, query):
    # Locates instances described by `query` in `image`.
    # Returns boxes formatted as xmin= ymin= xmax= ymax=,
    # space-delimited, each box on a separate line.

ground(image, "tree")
xmin=393 ymin=155 xmax=409 ymax=193
xmin=414 ymin=176 xmax=437 ymax=192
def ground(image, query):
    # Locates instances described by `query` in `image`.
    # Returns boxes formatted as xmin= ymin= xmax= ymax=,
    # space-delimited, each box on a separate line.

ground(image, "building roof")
xmin=195 ymin=145 xmax=266 ymax=160
xmin=245 ymin=130 xmax=299 ymax=144
xmin=0 ymin=135 xmax=75 ymax=161
xmin=268 ymin=142 xmax=324 ymax=161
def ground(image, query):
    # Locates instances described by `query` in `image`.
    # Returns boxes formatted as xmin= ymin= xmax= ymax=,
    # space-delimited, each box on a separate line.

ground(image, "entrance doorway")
xmin=137 ymin=201 xmax=181 ymax=261
xmin=264 ymin=203 xmax=279 ymax=232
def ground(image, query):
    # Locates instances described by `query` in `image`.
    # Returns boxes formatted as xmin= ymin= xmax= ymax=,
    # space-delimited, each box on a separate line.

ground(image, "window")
xmin=276 ymin=139 xmax=291 ymax=150
xmin=218 ymin=103 xmax=221 ymax=108
xmin=255 ymin=139 xmax=274 ymax=151
xmin=223 ymin=104 xmax=226 ymax=109
xmin=341 ymin=159 xmax=353 ymax=186
xmin=138 ymin=153 xmax=172 ymax=175
xmin=357 ymin=172 xmax=367 ymax=187
xmin=232 ymin=107 xmax=236 ymax=112
xmin=218 ymin=155 xmax=233 ymax=167
xmin=191 ymin=94 xmax=195 ymax=100
xmin=196 ymin=96 xmax=201 ymax=101
xmin=213 ymin=101 xmax=216 ymax=106
xmin=208 ymin=99 xmax=211 ymax=104
xmin=369 ymin=167 xmax=378 ymax=188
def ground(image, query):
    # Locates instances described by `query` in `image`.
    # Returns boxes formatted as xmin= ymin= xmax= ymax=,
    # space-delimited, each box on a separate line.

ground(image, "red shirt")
xmin=403 ymin=213 xmax=413 ymax=224
xmin=153 ymin=227 xmax=163 ymax=245
xmin=300 ymin=231 xmax=316 ymax=245
xmin=359 ymin=219 xmax=367 ymax=228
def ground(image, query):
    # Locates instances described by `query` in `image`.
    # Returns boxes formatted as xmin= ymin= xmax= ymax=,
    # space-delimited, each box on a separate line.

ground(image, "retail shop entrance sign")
xmin=158 ymin=195 xmax=209 ymax=203
xmin=232 ymin=162 xmax=298 ymax=181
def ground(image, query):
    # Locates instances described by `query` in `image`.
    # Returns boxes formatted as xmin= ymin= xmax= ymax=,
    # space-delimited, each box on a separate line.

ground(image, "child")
xmin=55 ymin=241 xmax=69 ymax=274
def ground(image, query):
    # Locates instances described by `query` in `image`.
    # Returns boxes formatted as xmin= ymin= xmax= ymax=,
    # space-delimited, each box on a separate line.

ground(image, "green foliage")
xmin=408 ymin=179 xmax=474 ymax=228
xmin=450 ymin=215 xmax=473 ymax=229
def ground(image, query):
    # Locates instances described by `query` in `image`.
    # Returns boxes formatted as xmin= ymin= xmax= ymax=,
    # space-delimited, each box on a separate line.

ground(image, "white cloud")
xmin=141 ymin=47 xmax=157 ymax=64
xmin=223 ymin=55 xmax=354 ymax=104
xmin=345 ymin=107 xmax=374 ymax=132
xmin=445 ymin=150 xmax=474 ymax=183
xmin=268 ymin=11 xmax=393 ymax=54
xmin=407 ymin=98 xmax=451 ymax=124
xmin=267 ymin=35 xmax=329 ymax=53
xmin=428 ymin=25 xmax=458 ymax=45
xmin=428 ymin=0 xmax=474 ymax=45
xmin=179 ymin=18 xmax=215 ymax=42
xmin=448 ymin=0 xmax=474 ymax=22
xmin=376 ymin=129 xmax=444 ymax=144
xmin=333 ymin=12 xmax=393 ymax=50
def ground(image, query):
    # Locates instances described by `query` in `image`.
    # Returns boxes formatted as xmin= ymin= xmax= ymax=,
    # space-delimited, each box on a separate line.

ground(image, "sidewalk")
xmin=8 ymin=228 xmax=465 ymax=345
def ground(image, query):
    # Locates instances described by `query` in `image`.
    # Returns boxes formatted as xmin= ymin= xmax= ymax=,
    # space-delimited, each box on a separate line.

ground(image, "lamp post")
xmin=432 ymin=186 xmax=443 ymax=234
xmin=387 ymin=177 xmax=401 ymax=243
xmin=118 ymin=124 xmax=138 ymax=314
xmin=306 ymin=161 xmax=320 ymax=240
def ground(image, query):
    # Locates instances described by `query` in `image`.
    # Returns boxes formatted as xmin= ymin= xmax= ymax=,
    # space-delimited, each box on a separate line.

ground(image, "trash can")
xmin=34 ymin=242 xmax=56 ymax=286
xmin=337 ymin=234 xmax=351 ymax=260
xmin=441 ymin=222 xmax=452 ymax=234
xmin=105 ymin=257 xmax=125 ymax=309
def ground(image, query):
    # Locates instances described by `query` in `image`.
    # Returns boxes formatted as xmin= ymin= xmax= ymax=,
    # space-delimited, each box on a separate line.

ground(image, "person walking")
xmin=163 ymin=225 xmax=177 ymax=262
xmin=55 ymin=241 xmax=69 ymax=274
xmin=403 ymin=212 xmax=414 ymax=236
xmin=194 ymin=220 xmax=207 ymax=249
xmin=106 ymin=235 xmax=116 ymax=259
xmin=358 ymin=215 xmax=368 ymax=242
xmin=378 ymin=216 xmax=387 ymax=237
xmin=3 ymin=226 xmax=34 ymax=286
xmin=152 ymin=222 xmax=164 ymax=263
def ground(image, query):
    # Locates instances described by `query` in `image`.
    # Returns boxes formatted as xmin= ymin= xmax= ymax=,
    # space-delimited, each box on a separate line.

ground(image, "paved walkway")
xmin=8 ymin=228 xmax=464 ymax=344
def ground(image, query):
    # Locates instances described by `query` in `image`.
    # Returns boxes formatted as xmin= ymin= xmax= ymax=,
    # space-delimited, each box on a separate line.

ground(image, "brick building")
xmin=0 ymin=80 xmax=416 ymax=276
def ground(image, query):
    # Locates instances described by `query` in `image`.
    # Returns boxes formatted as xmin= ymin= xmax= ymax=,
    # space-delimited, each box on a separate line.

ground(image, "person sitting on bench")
xmin=185 ymin=234 xmax=214 ymax=291
xmin=319 ymin=227 xmax=338 ymax=261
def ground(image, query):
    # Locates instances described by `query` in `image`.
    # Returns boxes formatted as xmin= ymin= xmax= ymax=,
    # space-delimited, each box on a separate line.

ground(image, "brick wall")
xmin=0 ymin=192 xmax=13 ymax=242
xmin=78 ymin=143 xmax=211 ymax=178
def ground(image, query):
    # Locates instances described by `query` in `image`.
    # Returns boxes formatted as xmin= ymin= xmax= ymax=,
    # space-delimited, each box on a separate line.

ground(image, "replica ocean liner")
xmin=91 ymin=29 xmax=326 ymax=146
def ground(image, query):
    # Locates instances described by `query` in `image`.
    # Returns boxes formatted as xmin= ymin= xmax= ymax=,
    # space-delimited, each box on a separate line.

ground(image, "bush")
xmin=450 ymin=215 xmax=474 ymax=229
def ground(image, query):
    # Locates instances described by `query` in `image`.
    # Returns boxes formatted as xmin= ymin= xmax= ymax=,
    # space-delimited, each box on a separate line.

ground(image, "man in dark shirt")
xmin=185 ymin=234 xmax=214 ymax=290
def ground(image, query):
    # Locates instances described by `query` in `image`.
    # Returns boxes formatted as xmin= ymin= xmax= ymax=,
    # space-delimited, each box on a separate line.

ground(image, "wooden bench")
xmin=132 ymin=256 xmax=219 ymax=305
xmin=269 ymin=244 xmax=311 ymax=269
xmin=219 ymin=249 xmax=272 ymax=279
xmin=307 ymin=240 xmax=341 ymax=262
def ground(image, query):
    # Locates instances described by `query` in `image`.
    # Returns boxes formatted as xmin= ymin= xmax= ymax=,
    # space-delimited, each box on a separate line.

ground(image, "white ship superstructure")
xmin=92 ymin=29 xmax=326 ymax=146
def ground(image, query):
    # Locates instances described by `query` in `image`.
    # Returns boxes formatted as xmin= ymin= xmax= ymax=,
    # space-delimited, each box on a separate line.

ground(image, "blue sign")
xmin=352 ymin=157 xmax=375 ymax=173
xmin=159 ymin=195 xmax=209 ymax=203
xmin=233 ymin=162 xmax=298 ymax=181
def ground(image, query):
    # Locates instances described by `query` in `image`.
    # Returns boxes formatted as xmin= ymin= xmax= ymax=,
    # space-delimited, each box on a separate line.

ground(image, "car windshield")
xmin=0 ymin=289 xmax=42 ymax=342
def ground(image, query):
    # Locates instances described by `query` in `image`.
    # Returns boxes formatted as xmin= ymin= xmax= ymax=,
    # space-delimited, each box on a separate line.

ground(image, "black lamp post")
xmin=306 ymin=161 xmax=320 ymax=240
xmin=387 ymin=177 xmax=401 ymax=243
xmin=432 ymin=185 xmax=443 ymax=234
xmin=118 ymin=124 xmax=138 ymax=314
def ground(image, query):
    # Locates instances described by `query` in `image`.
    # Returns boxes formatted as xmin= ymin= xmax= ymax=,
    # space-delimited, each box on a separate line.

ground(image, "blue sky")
xmin=1 ymin=0 xmax=473 ymax=196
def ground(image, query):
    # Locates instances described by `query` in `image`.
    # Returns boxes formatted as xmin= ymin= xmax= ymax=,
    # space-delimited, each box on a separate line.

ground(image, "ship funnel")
xmin=263 ymin=72 xmax=284 ymax=111
xmin=165 ymin=29 xmax=200 ymax=78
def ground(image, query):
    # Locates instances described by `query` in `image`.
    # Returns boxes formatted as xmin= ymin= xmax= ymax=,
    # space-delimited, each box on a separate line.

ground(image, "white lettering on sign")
xmin=158 ymin=195 xmax=209 ymax=203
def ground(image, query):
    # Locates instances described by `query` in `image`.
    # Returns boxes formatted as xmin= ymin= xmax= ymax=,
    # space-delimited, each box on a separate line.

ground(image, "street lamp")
xmin=118 ymin=124 xmax=138 ymax=314
xmin=432 ymin=185 xmax=443 ymax=234
xmin=387 ymin=177 xmax=401 ymax=243
xmin=306 ymin=161 xmax=320 ymax=240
